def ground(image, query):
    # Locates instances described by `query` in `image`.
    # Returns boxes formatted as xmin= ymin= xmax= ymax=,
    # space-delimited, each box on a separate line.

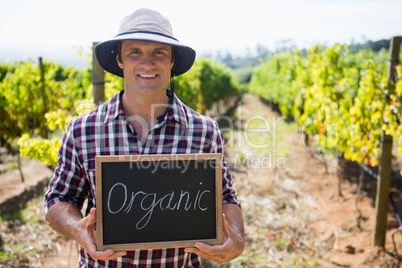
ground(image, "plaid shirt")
xmin=45 ymin=90 xmax=239 ymax=268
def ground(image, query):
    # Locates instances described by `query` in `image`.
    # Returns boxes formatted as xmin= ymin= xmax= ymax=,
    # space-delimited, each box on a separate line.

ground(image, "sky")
xmin=0 ymin=0 xmax=401 ymax=68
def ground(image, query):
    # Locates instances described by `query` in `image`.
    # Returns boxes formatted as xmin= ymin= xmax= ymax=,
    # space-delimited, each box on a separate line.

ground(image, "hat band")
xmin=115 ymin=31 xmax=179 ymax=42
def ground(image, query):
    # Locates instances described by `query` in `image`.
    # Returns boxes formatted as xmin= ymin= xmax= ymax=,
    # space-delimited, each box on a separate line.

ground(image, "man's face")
xmin=117 ymin=40 xmax=174 ymax=96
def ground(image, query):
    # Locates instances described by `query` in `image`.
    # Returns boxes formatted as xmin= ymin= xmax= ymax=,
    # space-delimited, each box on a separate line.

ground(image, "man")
xmin=45 ymin=8 xmax=244 ymax=267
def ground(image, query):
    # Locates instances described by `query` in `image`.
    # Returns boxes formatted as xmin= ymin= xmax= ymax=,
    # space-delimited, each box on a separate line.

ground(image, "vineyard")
xmin=250 ymin=44 xmax=396 ymax=167
xmin=0 ymin=55 xmax=238 ymax=168
xmin=250 ymin=37 xmax=402 ymax=248
xmin=1 ymin=38 xmax=402 ymax=267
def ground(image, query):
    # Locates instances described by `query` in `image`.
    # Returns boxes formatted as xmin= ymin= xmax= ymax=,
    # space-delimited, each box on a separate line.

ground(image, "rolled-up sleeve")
xmin=212 ymin=121 xmax=241 ymax=207
xmin=44 ymin=119 xmax=89 ymax=217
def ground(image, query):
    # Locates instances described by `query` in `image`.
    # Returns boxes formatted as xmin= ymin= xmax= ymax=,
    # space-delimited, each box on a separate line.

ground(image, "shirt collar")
xmin=165 ymin=93 xmax=188 ymax=127
xmin=103 ymin=89 xmax=188 ymax=127
xmin=103 ymin=90 xmax=125 ymax=124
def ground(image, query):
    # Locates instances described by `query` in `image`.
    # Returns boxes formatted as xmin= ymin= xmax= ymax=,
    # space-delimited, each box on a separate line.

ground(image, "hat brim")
xmin=94 ymin=32 xmax=196 ymax=78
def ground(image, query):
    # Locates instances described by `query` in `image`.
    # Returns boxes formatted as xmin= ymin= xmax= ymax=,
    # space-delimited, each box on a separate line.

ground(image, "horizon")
xmin=0 ymin=37 xmax=393 ymax=70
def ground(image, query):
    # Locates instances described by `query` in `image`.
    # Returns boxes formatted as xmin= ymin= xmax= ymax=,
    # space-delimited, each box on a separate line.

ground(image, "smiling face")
xmin=117 ymin=40 xmax=174 ymax=97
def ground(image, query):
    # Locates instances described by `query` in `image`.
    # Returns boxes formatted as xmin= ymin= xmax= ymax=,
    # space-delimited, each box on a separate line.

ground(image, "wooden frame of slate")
xmin=95 ymin=153 xmax=223 ymax=251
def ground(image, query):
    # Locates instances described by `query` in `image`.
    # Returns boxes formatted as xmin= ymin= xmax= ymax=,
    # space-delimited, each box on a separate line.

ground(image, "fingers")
xmin=74 ymin=208 xmax=126 ymax=261
xmin=195 ymin=241 xmax=226 ymax=254
xmin=184 ymin=213 xmax=243 ymax=263
xmin=185 ymin=244 xmax=227 ymax=263
xmin=185 ymin=213 xmax=231 ymax=255
xmin=222 ymin=213 xmax=232 ymax=240
xmin=185 ymin=236 xmax=230 ymax=263
xmin=85 ymin=237 xmax=127 ymax=261
xmin=87 ymin=207 xmax=96 ymax=226
xmin=91 ymin=249 xmax=127 ymax=261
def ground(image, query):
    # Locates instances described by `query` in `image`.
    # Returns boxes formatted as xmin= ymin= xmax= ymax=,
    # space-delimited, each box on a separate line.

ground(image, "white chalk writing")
xmin=106 ymin=182 xmax=212 ymax=230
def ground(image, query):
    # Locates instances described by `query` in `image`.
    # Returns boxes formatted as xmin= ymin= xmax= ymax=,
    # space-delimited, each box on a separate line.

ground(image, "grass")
xmin=0 ymin=250 xmax=13 ymax=261
xmin=0 ymin=211 xmax=23 ymax=223
xmin=0 ymin=160 xmax=19 ymax=174
xmin=5 ymin=161 xmax=18 ymax=171
xmin=0 ymin=192 xmax=45 ymax=224
xmin=20 ymin=201 xmax=44 ymax=224
xmin=223 ymin=116 xmax=299 ymax=158
xmin=0 ymin=195 xmax=57 ymax=266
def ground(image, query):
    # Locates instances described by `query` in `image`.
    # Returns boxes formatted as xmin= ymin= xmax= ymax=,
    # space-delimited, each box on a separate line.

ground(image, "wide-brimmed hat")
xmin=95 ymin=8 xmax=196 ymax=78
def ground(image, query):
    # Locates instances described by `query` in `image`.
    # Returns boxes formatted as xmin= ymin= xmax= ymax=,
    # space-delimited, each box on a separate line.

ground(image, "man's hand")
xmin=47 ymin=203 xmax=126 ymax=262
xmin=74 ymin=207 xmax=127 ymax=261
xmin=184 ymin=204 xmax=245 ymax=263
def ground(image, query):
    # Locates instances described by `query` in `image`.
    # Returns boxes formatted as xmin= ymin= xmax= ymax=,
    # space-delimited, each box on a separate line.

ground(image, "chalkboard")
xmin=95 ymin=154 xmax=223 ymax=251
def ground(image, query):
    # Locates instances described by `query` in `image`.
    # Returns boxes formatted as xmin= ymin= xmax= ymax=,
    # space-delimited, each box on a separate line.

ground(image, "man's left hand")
xmin=185 ymin=212 xmax=244 ymax=263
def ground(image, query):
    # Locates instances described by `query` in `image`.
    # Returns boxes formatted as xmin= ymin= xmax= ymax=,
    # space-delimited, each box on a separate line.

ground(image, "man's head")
xmin=95 ymin=8 xmax=195 ymax=78
xmin=116 ymin=40 xmax=175 ymax=67
xmin=116 ymin=40 xmax=175 ymax=96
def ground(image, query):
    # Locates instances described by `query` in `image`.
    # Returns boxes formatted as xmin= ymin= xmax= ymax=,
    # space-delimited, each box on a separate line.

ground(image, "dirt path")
xmin=286 ymin=129 xmax=402 ymax=267
xmin=0 ymin=157 xmax=53 ymax=206
xmin=282 ymin=105 xmax=402 ymax=266
xmin=1 ymin=93 xmax=401 ymax=267
xmin=216 ymin=94 xmax=401 ymax=267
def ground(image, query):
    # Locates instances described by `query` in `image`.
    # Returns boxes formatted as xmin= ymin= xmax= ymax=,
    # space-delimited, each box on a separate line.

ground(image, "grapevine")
xmin=1 ymin=57 xmax=239 ymax=167
xmin=250 ymin=44 xmax=392 ymax=168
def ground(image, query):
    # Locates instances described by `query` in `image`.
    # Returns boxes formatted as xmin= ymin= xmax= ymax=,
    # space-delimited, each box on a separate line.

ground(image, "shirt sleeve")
xmin=212 ymin=121 xmax=241 ymax=207
xmin=44 ymin=119 xmax=90 ymax=217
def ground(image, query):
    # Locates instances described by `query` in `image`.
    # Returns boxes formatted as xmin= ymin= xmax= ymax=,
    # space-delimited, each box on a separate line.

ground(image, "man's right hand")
xmin=47 ymin=203 xmax=126 ymax=262
xmin=74 ymin=207 xmax=127 ymax=261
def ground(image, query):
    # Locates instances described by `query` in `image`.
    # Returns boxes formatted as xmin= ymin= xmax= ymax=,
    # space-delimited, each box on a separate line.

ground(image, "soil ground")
xmin=0 ymin=93 xmax=401 ymax=267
